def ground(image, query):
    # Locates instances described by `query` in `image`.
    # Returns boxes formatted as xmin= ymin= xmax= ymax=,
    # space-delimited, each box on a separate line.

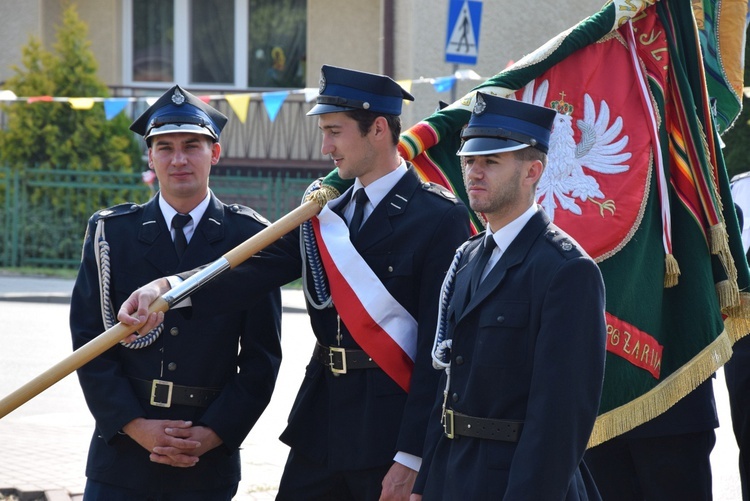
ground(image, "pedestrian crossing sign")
xmin=445 ymin=0 xmax=483 ymax=65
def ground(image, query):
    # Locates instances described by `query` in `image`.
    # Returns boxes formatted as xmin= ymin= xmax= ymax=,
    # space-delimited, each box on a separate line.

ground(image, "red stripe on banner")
xmin=311 ymin=217 xmax=414 ymax=392
xmin=605 ymin=313 xmax=663 ymax=379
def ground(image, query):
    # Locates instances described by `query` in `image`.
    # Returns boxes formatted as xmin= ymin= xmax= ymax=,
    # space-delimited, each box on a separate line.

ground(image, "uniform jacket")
xmin=70 ymin=192 xmax=282 ymax=493
xmin=417 ymin=209 xmax=606 ymax=500
xmin=278 ymin=166 xmax=471 ymax=470
xmin=194 ymin=166 xmax=471 ymax=471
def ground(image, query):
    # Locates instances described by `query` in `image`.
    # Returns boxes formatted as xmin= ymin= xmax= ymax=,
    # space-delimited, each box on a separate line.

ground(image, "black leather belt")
xmin=129 ymin=377 xmax=221 ymax=408
xmin=312 ymin=341 xmax=379 ymax=374
xmin=443 ymin=409 xmax=523 ymax=442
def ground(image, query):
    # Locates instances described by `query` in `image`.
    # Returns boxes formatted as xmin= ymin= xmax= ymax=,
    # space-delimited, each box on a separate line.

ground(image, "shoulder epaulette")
xmin=545 ymin=228 xmax=581 ymax=257
xmin=226 ymin=203 xmax=271 ymax=226
xmin=93 ymin=202 xmax=141 ymax=222
xmin=421 ymin=182 xmax=459 ymax=202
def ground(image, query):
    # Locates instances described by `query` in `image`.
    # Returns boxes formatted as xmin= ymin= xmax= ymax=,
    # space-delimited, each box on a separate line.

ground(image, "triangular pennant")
xmin=225 ymin=93 xmax=251 ymax=123
xmin=103 ymin=98 xmax=129 ymax=120
xmin=262 ymin=91 xmax=289 ymax=122
xmin=431 ymin=76 xmax=457 ymax=93
xmin=68 ymin=98 xmax=95 ymax=110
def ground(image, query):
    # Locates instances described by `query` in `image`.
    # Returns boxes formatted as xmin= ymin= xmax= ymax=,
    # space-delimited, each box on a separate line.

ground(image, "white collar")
xmin=351 ymin=159 xmax=408 ymax=209
xmin=486 ymin=203 xmax=538 ymax=252
xmin=158 ymin=191 xmax=211 ymax=240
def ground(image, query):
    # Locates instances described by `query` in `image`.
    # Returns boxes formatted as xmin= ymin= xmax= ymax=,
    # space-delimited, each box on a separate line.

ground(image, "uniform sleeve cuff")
xmin=394 ymin=451 xmax=421 ymax=472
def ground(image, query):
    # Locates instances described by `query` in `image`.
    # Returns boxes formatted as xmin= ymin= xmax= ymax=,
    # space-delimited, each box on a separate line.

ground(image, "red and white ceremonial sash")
xmin=311 ymin=204 xmax=417 ymax=392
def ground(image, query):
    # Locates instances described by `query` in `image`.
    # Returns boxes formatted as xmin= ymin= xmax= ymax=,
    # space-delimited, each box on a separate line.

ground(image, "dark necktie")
xmin=349 ymin=189 xmax=369 ymax=242
xmin=172 ymin=213 xmax=192 ymax=258
xmin=470 ymin=235 xmax=497 ymax=295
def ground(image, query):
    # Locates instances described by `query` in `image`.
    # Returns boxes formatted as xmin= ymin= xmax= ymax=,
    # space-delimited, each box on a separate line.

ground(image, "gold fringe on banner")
xmin=717 ymin=279 xmax=740 ymax=312
xmin=724 ymin=291 xmax=750 ymax=343
xmin=587 ymin=332 xmax=732 ymax=448
xmin=664 ymin=253 xmax=680 ymax=288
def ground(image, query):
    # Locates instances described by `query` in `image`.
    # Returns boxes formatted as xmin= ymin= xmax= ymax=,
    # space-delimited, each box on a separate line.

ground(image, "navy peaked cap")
xmin=458 ymin=92 xmax=557 ymax=155
xmin=130 ymin=85 xmax=228 ymax=142
xmin=307 ymin=65 xmax=414 ymax=116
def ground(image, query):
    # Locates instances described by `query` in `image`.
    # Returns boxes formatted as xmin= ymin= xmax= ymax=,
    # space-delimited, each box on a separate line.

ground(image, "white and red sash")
xmin=311 ymin=204 xmax=417 ymax=392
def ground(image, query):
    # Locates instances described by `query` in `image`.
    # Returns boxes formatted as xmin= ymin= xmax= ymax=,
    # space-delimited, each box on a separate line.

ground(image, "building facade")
xmin=0 ymin=0 xmax=604 ymax=169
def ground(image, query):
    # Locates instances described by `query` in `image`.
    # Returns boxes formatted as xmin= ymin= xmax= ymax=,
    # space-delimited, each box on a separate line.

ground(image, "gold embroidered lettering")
xmin=630 ymin=339 xmax=640 ymax=359
xmin=622 ymin=331 xmax=632 ymax=354
xmin=639 ymin=30 xmax=661 ymax=46
xmin=640 ymin=343 xmax=650 ymax=362
xmin=608 ymin=324 xmax=620 ymax=346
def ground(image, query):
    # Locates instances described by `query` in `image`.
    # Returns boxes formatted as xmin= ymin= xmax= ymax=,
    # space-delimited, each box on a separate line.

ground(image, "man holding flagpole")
xmin=276 ymin=64 xmax=470 ymax=500
xmin=119 ymin=65 xmax=471 ymax=500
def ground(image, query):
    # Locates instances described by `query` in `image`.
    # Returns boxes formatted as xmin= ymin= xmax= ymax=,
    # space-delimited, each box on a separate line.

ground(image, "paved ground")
xmin=0 ymin=275 xmax=307 ymax=501
xmin=0 ymin=273 xmax=743 ymax=500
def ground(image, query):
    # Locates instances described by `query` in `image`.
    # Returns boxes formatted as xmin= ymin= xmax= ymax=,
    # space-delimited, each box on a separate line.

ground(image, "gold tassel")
xmin=716 ymin=280 xmax=740 ymax=311
xmin=664 ymin=253 xmax=680 ymax=288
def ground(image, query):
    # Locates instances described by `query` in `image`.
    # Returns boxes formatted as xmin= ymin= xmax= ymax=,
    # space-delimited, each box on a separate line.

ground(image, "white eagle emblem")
xmin=518 ymin=80 xmax=631 ymax=221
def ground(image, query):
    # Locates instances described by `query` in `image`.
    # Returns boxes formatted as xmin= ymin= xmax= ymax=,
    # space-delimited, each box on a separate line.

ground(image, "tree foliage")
xmin=0 ymin=4 xmax=141 ymax=171
xmin=0 ymin=5 xmax=149 ymax=268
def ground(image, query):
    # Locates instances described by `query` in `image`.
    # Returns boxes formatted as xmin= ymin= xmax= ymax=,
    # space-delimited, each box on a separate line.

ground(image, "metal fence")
xmin=0 ymin=166 xmax=323 ymax=269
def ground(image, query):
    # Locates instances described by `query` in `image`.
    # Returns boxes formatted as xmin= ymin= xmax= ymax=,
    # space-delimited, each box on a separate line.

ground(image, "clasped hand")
xmin=123 ymin=418 xmax=222 ymax=467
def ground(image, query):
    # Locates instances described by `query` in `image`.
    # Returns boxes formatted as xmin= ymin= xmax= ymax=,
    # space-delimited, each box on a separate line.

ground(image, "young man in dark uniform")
xmin=71 ymin=86 xmax=283 ymax=500
xmin=413 ymin=92 xmax=606 ymax=500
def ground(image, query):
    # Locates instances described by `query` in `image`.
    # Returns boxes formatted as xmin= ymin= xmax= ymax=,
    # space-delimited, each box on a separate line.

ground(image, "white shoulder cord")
xmin=94 ymin=218 xmax=163 ymax=349
xmin=300 ymin=179 xmax=334 ymax=310
xmin=432 ymin=240 xmax=470 ymax=420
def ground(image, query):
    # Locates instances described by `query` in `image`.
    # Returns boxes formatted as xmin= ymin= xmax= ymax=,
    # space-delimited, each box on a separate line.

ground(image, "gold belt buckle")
xmin=150 ymin=379 xmax=173 ymax=408
xmin=328 ymin=346 xmax=347 ymax=374
xmin=442 ymin=408 xmax=455 ymax=439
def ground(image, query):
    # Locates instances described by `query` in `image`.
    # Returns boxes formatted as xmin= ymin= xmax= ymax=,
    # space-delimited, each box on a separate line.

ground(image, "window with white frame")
xmin=124 ymin=0 xmax=306 ymax=89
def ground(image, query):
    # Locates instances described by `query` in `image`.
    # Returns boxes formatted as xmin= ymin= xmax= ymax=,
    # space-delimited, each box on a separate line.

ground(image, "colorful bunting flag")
xmin=431 ymin=76 xmax=457 ymax=93
xmin=68 ymin=98 xmax=95 ymax=110
xmin=103 ymin=98 xmax=129 ymax=120
xmin=262 ymin=91 xmax=289 ymax=122
xmin=225 ymin=93 xmax=251 ymax=123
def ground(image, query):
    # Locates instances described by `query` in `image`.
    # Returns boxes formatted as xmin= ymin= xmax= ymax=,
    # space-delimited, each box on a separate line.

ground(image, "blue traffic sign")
xmin=445 ymin=0 xmax=483 ymax=65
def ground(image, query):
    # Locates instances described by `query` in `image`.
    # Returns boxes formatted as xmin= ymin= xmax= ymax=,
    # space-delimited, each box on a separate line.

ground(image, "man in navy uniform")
xmin=119 ymin=65 xmax=471 ymax=500
xmin=412 ymin=92 xmax=607 ymax=500
xmin=70 ymin=85 xmax=283 ymax=500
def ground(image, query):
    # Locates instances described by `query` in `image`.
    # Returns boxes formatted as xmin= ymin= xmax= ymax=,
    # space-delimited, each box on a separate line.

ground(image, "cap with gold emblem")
xmin=129 ymin=85 xmax=228 ymax=143
xmin=307 ymin=65 xmax=414 ymax=117
xmin=457 ymin=92 xmax=557 ymax=156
